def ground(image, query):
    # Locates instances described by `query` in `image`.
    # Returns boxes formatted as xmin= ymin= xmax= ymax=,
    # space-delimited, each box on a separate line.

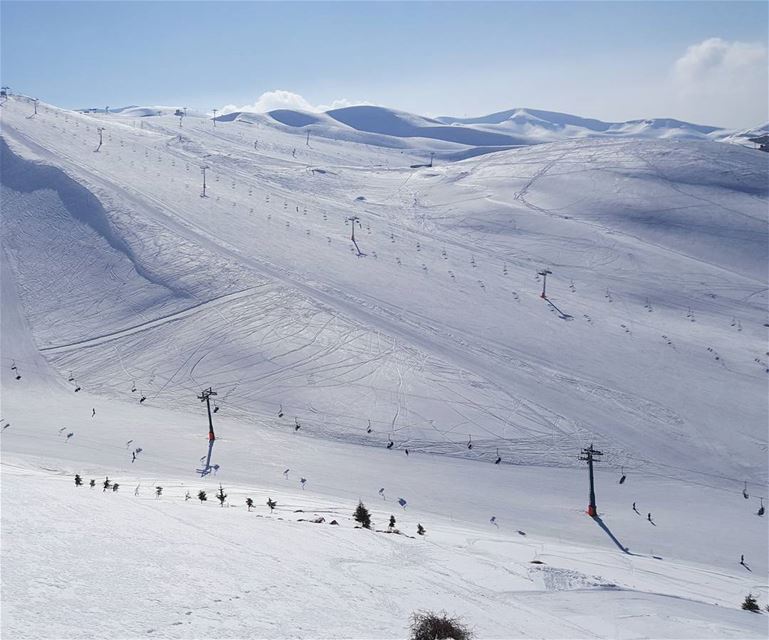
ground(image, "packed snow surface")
xmin=1 ymin=95 xmax=767 ymax=639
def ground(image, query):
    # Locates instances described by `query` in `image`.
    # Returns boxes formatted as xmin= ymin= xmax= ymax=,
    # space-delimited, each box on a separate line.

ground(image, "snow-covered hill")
xmin=438 ymin=108 xmax=725 ymax=141
xmin=248 ymin=103 xmax=764 ymax=151
xmin=1 ymin=95 xmax=767 ymax=638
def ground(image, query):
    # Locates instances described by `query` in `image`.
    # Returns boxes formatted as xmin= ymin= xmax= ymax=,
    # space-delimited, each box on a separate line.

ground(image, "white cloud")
xmin=220 ymin=90 xmax=370 ymax=115
xmin=671 ymin=38 xmax=768 ymax=126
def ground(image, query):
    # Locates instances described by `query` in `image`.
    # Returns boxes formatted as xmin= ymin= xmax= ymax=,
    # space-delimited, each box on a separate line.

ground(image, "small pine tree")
xmin=155 ymin=486 xmax=163 ymax=498
xmin=246 ymin=497 xmax=254 ymax=511
xmin=216 ymin=484 xmax=227 ymax=507
xmin=103 ymin=477 xmax=111 ymax=492
xmin=354 ymin=500 xmax=372 ymax=529
xmin=74 ymin=474 xmax=82 ymax=486
xmin=185 ymin=491 xmax=191 ymax=501
xmin=742 ymin=593 xmax=760 ymax=612
xmin=266 ymin=497 xmax=277 ymax=513
xmin=389 ymin=515 xmax=396 ymax=530
xmin=112 ymin=483 xmax=119 ymax=492
xmin=89 ymin=479 xmax=95 ymax=488
xmin=198 ymin=490 xmax=207 ymax=503
xmin=417 ymin=523 xmax=425 ymax=536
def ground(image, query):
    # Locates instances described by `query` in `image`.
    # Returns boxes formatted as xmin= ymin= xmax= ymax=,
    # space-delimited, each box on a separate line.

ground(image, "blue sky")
xmin=1 ymin=1 xmax=767 ymax=127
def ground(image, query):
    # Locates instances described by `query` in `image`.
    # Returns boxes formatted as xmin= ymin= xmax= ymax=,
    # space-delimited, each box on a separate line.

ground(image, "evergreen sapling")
xmin=354 ymin=500 xmax=372 ymax=529
xmin=742 ymin=593 xmax=760 ymax=612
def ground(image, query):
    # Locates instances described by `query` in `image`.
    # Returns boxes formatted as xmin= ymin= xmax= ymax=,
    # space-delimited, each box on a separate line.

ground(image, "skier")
xmin=647 ymin=512 xmax=653 ymax=523
xmin=740 ymin=554 xmax=745 ymax=565
xmin=131 ymin=452 xmax=136 ymax=463
xmin=632 ymin=502 xmax=638 ymax=513
xmin=91 ymin=408 xmax=95 ymax=418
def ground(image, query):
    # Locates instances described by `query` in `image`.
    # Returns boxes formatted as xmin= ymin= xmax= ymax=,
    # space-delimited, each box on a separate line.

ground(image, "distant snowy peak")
xmin=438 ymin=108 xmax=614 ymax=132
xmin=438 ymin=108 xmax=724 ymax=141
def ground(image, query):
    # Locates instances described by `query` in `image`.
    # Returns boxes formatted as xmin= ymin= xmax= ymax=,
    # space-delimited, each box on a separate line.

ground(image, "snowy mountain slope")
xmin=1 ymin=97 xmax=766 ymax=480
xmin=1 ymin=95 xmax=768 ymax=638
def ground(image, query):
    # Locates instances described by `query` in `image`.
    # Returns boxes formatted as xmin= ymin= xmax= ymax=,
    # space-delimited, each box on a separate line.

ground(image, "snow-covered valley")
xmin=1 ymin=95 xmax=767 ymax=638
